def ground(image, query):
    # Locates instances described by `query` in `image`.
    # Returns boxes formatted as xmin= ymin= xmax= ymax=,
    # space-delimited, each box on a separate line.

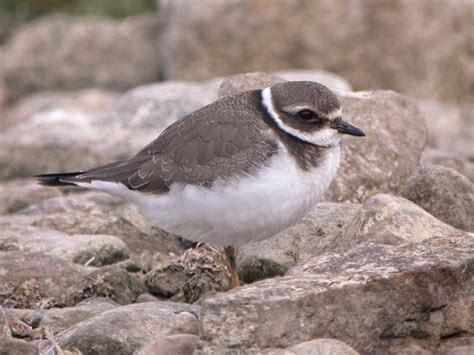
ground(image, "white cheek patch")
xmin=261 ymin=87 xmax=341 ymax=147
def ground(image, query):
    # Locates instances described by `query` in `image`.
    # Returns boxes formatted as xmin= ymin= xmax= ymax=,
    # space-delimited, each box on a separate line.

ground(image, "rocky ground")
xmin=0 ymin=70 xmax=472 ymax=354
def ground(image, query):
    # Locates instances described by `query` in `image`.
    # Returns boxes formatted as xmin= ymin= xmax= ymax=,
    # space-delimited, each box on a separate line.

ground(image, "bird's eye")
xmin=297 ymin=109 xmax=317 ymax=121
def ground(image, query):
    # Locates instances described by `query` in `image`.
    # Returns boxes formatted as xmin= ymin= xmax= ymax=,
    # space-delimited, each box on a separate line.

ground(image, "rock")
xmin=105 ymin=79 xmax=220 ymax=129
xmin=401 ymin=165 xmax=474 ymax=232
xmin=0 ymin=108 xmax=140 ymax=179
xmin=422 ymin=149 xmax=474 ymax=182
xmin=23 ymin=298 xmax=118 ymax=335
xmin=145 ymin=247 xmax=229 ymax=303
xmin=418 ymin=100 xmax=474 ymax=160
xmin=0 ymin=338 xmax=39 ymax=355
xmin=388 ymin=343 xmax=433 ymax=355
xmin=42 ymin=301 xmax=198 ymax=354
xmin=341 ymin=194 xmax=462 ymax=248
xmin=218 ymin=72 xmax=285 ymax=98
xmin=289 ymin=338 xmax=360 ymax=355
xmin=4 ymin=312 xmax=32 ymax=338
xmin=447 ymin=346 xmax=474 ymax=355
xmin=237 ymin=203 xmax=360 ymax=283
xmin=171 ymin=311 xmax=200 ymax=335
xmin=0 ymin=306 xmax=12 ymax=338
xmin=0 ymin=251 xmax=91 ymax=308
xmin=0 ymin=225 xmax=130 ymax=267
xmin=0 ymin=179 xmax=60 ymax=214
xmin=3 ymin=14 xmax=159 ymax=101
xmin=136 ymin=334 xmax=200 ymax=355
xmin=135 ymin=293 xmax=162 ymax=303
xmin=159 ymin=0 xmax=473 ymax=104
xmin=2 ymin=88 xmax=117 ymax=131
xmin=325 ymin=91 xmax=427 ymax=202
xmin=199 ymin=232 xmax=474 ymax=353
xmin=79 ymin=264 xmax=145 ymax=305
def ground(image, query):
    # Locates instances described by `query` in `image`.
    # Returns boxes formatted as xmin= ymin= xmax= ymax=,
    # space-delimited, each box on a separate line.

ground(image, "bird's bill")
xmin=330 ymin=118 xmax=366 ymax=137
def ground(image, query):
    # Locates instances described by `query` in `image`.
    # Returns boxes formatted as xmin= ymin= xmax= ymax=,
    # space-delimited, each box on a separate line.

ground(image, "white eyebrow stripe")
xmin=261 ymin=87 xmax=339 ymax=147
xmin=327 ymin=108 xmax=342 ymax=120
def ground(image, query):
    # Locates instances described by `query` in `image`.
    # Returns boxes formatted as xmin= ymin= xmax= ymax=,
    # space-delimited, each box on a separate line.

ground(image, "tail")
xmin=35 ymin=172 xmax=84 ymax=187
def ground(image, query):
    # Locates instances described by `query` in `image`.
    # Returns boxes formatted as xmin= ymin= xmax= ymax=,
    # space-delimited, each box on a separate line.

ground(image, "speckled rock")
xmin=446 ymin=346 xmax=474 ymax=355
xmin=136 ymin=334 xmax=200 ymax=355
xmin=0 ymin=225 xmax=129 ymax=267
xmin=289 ymin=338 xmax=360 ymax=355
xmin=340 ymin=194 xmax=462 ymax=248
xmin=422 ymin=149 xmax=474 ymax=182
xmin=3 ymin=14 xmax=159 ymax=100
xmin=0 ymin=338 xmax=38 ymax=355
xmin=41 ymin=301 xmax=199 ymax=355
xmin=401 ymin=165 xmax=474 ymax=232
xmin=23 ymin=298 xmax=118 ymax=335
xmin=218 ymin=72 xmax=285 ymax=98
xmin=237 ymin=203 xmax=360 ymax=283
xmin=200 ymin=233 xmax=474 ymax=353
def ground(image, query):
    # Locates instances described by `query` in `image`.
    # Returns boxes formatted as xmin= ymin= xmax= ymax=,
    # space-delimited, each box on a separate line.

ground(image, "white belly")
xmin=128 ymin=146 xmax=341 ymax=246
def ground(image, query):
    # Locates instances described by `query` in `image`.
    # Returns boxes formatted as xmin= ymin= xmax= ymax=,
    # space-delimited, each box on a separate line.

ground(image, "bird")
xmin=36 ymin=81 xmax=365 ymax=288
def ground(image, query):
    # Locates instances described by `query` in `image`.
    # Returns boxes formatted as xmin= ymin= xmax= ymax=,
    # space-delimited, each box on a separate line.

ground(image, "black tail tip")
xmin=34 ymin=172 xmax=82 ymax=187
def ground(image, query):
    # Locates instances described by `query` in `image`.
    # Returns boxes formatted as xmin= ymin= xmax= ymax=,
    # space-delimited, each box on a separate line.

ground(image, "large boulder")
xmin=41 ymin=301 xmax=199 ymax=354
xmin=158 ymin=0 xmax=473 ymax=104
xmin=401 ymin=165 xmax=474 ymax=232
xmin=200 ymin=232 xmax=474 ymax=353
xmin=237 ymin=202 xmax=360 ymax=283
xmin=3 ymin=14 xmax=160 ymax=101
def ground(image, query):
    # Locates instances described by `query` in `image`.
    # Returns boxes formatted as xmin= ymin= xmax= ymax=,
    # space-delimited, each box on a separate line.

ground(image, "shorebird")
xmin=37 ymin=81 xmax=365 ymax=288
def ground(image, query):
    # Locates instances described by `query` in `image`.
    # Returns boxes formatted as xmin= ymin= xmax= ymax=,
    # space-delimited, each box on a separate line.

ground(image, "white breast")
xmin=123 ymin=145 xmax=341 ymax=246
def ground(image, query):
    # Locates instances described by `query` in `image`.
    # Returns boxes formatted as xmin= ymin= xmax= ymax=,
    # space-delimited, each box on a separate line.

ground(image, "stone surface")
xmin=326 ymin=91 xmax=427 ymax=202
xmin=218 ymin=72 xmax=285 ymax=98
xmin=159 ymin=0 xmax=473 ymax=103
xmin=237 ymin=203 xmax=360 ymax=283
xmin=145 ymin=247 xmax=229 ymax=303
xmin=0 ymin=338 xmax=39 ymax=355
xmin=23 ymin=298 xmax=118 ymax=335
xmin=341 ymin=194 xmax=462 ymax=248
xmin=422 ymin=149 xmax=474 ymax=183
xmin=0 ymin=225 xmax=130 ymax=267
xmin=42 ymin=301 xmax=199 ymax=354
xmin=276 ymin=70 xmax=352 ymax=92
xmin=200 ymin=233 xmax=474 ymax=353
xmin=0 ymin=306 xmax=12 ymax=338
xmin=401 ymin=165 xmax=474 ymax=232
xmin=447 ymin=346 xmax=474 ymax=355
xmin=1 ymin=88 xmax=117 ymax=132
xmin=105 ymin=79 xmax=220 ymax=129
xmin=3 ymin=14 xmax=159 ymax=101
xmin=0 ymin=178 xmax=61 ymax=214
xmin=289 ymin=338 xmax=360 ymax=355
xmin=136 ymin=334 xmax=200 ymax=355
xmin=418 ymin=100 xmax=474 ymax=161
xmin=0 ymin=251 xmax=91 ymax=308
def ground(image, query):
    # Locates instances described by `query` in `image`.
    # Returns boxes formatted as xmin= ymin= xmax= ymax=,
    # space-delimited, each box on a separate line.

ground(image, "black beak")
xmin=331 ymin=118 xmax=366 ymax=137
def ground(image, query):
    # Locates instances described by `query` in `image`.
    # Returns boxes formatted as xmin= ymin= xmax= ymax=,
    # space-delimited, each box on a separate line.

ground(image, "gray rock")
xmin=200 ymin=232 xmax=474 ymax=353
xmin=0 ymin=306 xmax=12 ymax=338
xmin=387 ymin=343 xmax=433 ymax=355
xmin=0 ymin=225 xmax=129 ymax=267
xmin=42 ymin=301 xmax=198 ymax=354
xmin=289 ymin=338 xmax=360 ymax=355
xmin=158 ymin=0 xmax=473 ymax=104
xmin=401 ymin=165 xmax=474 ymax=232
xmin=171 ymin=311 xmax=200 ymax=335
xmin=276 ymin=70 xmax=352 ymax=92
xmin=3 ymin=311 xmax=32 ymax=338
xmin=0 ymin=251 xmax=91 ymax=308
xmin=23 ymin=298 xmax=118 ymax=335
xmin=237 ymin=203 xmax=360 ymax=283
xmin=0 ymin=178 xmax=60 ymax=214
xmin=418 ymin=100 xmax=474 ymax=161
xmin=2 ymin=88 xmax=117 ymax=131
xmin=325 ymin=91 xmax=427 ymax=202
xmin=0 ymin=338 xmax=38 ymax=355
xmin=136 ymin=334 xmax=200 ymax=355
xmin=145 ymin=247 xmax=229 ymax=303
xmin=341 ymin=194 xmax=461 ymax=248
xmin=422 ymin=149 xmax=474 ymax=182
xmin=447 ymin=346 xmax=474 ymax=355
xmin=218 ymin=72 xmax=285 ymax=98
xmin=105 ymin=79 xmax=220 ymax=129
xmin=3 ymin=14 xmax=159 ymax=100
